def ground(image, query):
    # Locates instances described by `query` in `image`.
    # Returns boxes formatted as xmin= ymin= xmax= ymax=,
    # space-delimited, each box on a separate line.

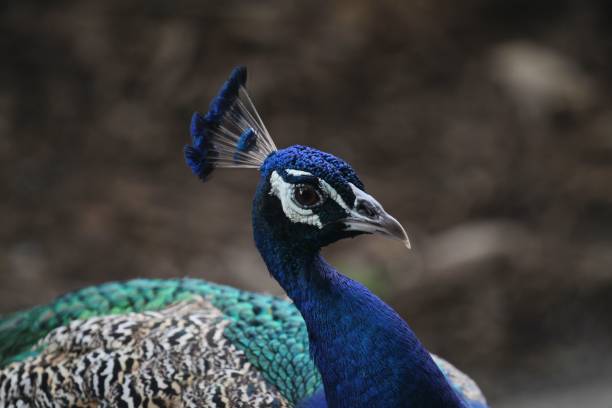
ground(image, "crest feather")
xmin=185 ymin=66 xmax=277 ymax=181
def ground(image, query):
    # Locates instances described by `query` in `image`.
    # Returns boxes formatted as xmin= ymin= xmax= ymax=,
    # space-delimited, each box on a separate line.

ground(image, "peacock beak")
xmin=340 ymin=184 xmax=411 ymax=249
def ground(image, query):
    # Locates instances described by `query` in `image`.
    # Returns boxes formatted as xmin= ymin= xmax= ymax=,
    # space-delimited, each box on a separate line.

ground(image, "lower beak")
xmin=339 ymin=184 xmax=411 ymax=249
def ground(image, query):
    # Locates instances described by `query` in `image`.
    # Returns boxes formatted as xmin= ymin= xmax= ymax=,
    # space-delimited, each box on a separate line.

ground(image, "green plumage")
xmin=0 ymin=278 xmax=322 ymax=404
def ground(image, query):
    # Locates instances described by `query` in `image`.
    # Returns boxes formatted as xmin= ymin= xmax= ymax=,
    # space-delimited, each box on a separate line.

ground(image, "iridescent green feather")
xmin=0 ymin=278 xmax=322 ymax=405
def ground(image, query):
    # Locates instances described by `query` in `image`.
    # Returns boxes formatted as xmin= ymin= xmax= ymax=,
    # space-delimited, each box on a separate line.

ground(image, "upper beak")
xmin=340 ymin=184 xmax=411 ymax=249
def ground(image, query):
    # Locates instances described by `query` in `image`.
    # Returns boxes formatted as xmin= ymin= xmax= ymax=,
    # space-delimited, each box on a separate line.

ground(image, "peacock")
xmin=0 ymin=67 xmax=488 ymax=408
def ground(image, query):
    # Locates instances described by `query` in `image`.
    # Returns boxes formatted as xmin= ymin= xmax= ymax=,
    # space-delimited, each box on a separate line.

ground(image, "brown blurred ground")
xmin=1 ymin=1 xmax=612 ymax=406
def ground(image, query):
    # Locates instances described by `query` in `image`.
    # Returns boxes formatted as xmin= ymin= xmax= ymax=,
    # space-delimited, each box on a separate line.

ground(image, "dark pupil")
xmin=295 ymin=185 xmax=320 ymax=207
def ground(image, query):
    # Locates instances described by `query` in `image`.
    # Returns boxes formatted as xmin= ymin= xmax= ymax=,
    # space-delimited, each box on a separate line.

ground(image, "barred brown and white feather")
xmin=0 ymin=297 xmax=288 ymax=408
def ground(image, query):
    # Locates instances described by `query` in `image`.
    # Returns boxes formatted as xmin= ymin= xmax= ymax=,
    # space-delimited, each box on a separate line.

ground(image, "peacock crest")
xmin=184 ymin=67 xmax=277 ymax=180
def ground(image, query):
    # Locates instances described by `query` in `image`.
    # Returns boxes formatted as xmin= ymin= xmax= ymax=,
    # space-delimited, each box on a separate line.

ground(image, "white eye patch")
xmin=268 ymin=169 xmax=351 ymax=229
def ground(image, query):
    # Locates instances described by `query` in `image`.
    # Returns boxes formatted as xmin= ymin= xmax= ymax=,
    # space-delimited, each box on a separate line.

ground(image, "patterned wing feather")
xmin=0 ymin=279 xmax=322 ymax=405
xmin=0 ymin=297 xmax=289 ymax=407
xmin=0 ymin=279 xmax=486 ymax=407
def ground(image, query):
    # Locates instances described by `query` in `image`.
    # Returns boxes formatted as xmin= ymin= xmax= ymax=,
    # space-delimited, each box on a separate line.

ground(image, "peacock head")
xmin=185 ymin=67 xmax=409 ymax=252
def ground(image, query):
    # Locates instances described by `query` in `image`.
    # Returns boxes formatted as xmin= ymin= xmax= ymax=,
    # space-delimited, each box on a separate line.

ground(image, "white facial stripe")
xmin=269 ymin=171 xmax=323 ymax=228
xmin=322 ymin=180 xmax=350 ymax=213
xmin=286 ymin=169 xmax=311 ymax=177
xmin=285 ymin=169 xmax=351 ymax=212
xmin=269 ymin=169 xmax=352 ymax=228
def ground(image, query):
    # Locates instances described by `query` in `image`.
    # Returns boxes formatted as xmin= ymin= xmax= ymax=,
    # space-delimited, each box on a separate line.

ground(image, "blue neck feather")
xmin=253 ymin=210 xmax=466 ymax=408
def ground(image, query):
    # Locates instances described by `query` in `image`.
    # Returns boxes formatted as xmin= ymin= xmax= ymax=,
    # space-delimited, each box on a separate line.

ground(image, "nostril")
xmin=356 ymin=200 xmax=378 ymax=218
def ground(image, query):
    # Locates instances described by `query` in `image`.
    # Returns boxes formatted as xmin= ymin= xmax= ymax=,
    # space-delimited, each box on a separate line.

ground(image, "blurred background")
xmin=1 ymin=1 xmax=612 ymax=406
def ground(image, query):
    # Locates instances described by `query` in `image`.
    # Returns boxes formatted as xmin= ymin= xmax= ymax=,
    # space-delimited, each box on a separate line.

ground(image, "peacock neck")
xmin=253 ymin=226 xmax=465 ymax=408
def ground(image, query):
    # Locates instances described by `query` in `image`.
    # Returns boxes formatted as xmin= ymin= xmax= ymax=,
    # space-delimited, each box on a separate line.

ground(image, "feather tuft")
xmin=234 ymin=128 xmax=258 ymax=163
xmin=185 ymin=66 xmax=276 ymax=181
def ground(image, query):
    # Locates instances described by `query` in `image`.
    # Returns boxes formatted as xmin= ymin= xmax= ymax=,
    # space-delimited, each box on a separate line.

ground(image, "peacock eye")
xmin=293 ymin=184 xmax=323 ymax=208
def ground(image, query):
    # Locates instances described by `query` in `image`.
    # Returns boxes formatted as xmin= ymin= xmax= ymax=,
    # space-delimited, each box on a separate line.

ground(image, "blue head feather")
xmin=261 ymin=145 xmax=364 ymax=200
xmin=205 ymin=66 xmax=247 ymax=123
xmin=251 ymin=145 xmax=369 ymax=253
xmin=233 ymin=128 xmax=258 ymax=163
xmin=185 ymin=66 xmax=275 ymax=181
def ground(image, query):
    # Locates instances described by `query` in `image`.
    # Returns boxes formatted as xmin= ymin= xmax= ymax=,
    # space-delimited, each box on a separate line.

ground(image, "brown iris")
xmin=293 ymin=184 xmax=323 ymax=208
